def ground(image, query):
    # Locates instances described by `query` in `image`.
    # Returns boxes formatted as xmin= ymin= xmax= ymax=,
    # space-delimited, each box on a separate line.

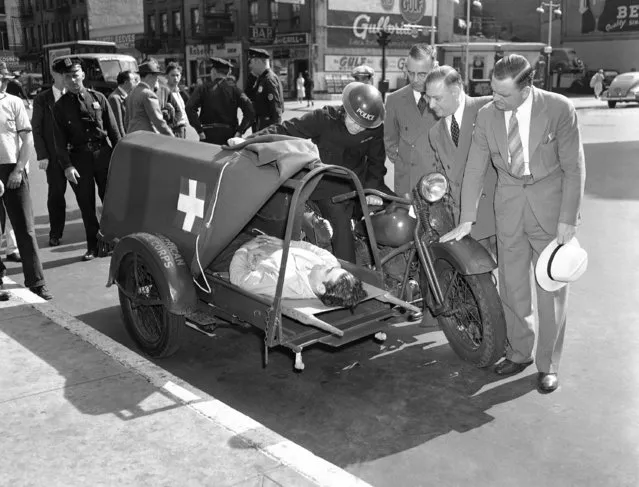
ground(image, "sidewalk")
xmin=0 ymin=279 xmax=371 ymax=487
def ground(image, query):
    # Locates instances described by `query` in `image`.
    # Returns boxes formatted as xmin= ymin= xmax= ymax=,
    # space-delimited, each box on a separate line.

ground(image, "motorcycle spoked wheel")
xmin=429 ymin=258 xmax=506 ymax=368
xmin=118 ymin=253 xmax=184 ymax=358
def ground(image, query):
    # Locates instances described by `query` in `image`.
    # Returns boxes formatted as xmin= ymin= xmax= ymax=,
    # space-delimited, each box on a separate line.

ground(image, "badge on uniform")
xmin=92 ymin=101 xmax=100 ymax=110
xmin=267 ymin=94 xmax=273 ymax=100
xmin=258 ymin=86 xmax=263 ymax=93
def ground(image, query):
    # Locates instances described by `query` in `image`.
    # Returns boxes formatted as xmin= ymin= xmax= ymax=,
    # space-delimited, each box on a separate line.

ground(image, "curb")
xmin=1 ymin=277 xmax=373 ymax=487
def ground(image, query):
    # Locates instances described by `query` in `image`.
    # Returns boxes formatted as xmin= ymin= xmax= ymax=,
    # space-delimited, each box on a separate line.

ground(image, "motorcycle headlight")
xmin=418 ymin=172 xmax=448 ymax=202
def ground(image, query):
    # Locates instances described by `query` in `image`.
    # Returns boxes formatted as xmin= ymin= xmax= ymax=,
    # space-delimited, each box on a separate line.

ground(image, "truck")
xmin=42 ymin=40 xmax=138 ymax=95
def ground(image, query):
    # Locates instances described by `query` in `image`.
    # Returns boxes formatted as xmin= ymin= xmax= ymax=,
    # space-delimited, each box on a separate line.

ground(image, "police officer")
xmin=352 ymin=64 xmax=375 ymax=85
xmin=246 ymin=48 xmax=284 ymax=131
xmin=229 ymin=82 xmax=390 ymax=263
xmin=52 ymin=57 xmax=121 ymax=261
xmin=186 ymin=57 xmax=255 ymax=145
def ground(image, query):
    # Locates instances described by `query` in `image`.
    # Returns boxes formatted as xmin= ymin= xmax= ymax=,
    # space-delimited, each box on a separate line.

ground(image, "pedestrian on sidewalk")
xmin=304 ymin=71 xmax=314 ymax=107
xmin=52 ymin=57 xmax=121 ymax=262
xmin=1 ymin=216 xmax=20 ymax=262
xmin=126 ymin=59 xmax=174 ymax=136
xmin=107 ymin=70 xmax=137 ymax=138
xmin=590 ymin=69 xmax=605 ymax=99
xmin=32 ymin=65 xmax=68 ymax=247
xmin=296 ymin=73 xmax=305 ymax=104
xmin=0 ymin=62 xmax=52 ymax=300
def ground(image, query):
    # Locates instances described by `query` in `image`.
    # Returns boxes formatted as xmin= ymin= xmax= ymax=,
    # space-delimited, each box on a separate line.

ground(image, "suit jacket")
xmin=31 ymin=88 xmax=58 ymax=165
xmin=460 ymin=87 xmax=585 ymax=237
xmin=126 ymin=81 xmax=174 ymax=136
xmin=108 ymin=86 xmax=128 ymax=138
xmin=429 ymin=95 xmax=497 ymax=240
xmin=384 ymin=84 xmax=439 ymax=196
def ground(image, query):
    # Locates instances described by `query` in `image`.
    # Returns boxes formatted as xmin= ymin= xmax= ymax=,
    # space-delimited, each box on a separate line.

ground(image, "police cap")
xmin=210 ymin=57 xmax=232 ymax=70
xmin=352 ymin=64 xmax=375 ymax=80
xmin=247 ymin=48 xmax=270 ymax=60
xmin=52 ymin=57 xmax=83 ymax=74
xmin=138 ymin=58 xmax=162 ymax=76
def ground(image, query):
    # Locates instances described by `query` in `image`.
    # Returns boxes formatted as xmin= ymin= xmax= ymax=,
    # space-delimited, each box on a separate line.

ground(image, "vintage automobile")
xmin=99 ymin=133 xmax=505 ymax=371
xmin=601 ymin=71 xmax=639 ymax=108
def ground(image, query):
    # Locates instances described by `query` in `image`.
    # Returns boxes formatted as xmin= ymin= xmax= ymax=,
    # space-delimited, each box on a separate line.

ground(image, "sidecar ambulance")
xmin=100 ymin=132 xmax=422 ymax=370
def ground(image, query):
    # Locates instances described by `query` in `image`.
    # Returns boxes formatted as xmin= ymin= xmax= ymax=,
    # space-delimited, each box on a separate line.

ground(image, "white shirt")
xmin=504 ymin=90 xmax=533 ymax=175
xmin=445 ymin=92 xmax=466 ymax=138
xmin=52 ymin=85 xmax=65 ymax=102
xmin=0 ymin=93 xmax=31 ymax=166
xmin=413 ymin=89 xmax=424 ymax=104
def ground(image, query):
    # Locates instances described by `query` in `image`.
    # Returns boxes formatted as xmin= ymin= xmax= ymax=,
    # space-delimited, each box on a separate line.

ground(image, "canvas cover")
xmin=100 ymin=132 xmax=320 ymax=275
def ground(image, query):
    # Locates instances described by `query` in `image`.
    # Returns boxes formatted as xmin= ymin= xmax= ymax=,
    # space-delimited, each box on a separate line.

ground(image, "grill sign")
xmin=400 ymin=0 xmax=425 ymax=23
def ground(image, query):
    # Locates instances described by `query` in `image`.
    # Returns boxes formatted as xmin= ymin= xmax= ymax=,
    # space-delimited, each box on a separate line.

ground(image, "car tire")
xmin=608 ymin=101 xmax=617 ymax=108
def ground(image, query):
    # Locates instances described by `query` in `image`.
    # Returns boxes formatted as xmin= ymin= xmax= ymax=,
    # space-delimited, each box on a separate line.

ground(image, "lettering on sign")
xmin=249 ymin=25 xmax=275 ymax=43
xmin=353 ymin=14 xmax=427 ymax=40
xmin=399 ymin=0 xmax=425 ymax=23
xmin=325 ymin=55 xmax=406 ymax=72
xmin=356 ymin=107 xmax=375 ymax=120
xmin=273 ymin=33 xmax=309 ymax=45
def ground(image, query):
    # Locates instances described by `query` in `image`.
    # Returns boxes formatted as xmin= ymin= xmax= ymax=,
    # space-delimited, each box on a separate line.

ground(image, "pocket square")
xmin=544 ymin=133 xmax=556 ymax=143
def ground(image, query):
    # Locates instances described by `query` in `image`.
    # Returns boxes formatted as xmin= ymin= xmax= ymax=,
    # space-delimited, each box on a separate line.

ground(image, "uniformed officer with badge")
xmin=246 ymin=48 xmax=284 ymax=131
xmin=351 ymin=64 xmax=375 ymax=85
xmin=186 ymin=57 xmax=255 ymax=145
xmin=52 ymin=57 xmax=121 ymax=261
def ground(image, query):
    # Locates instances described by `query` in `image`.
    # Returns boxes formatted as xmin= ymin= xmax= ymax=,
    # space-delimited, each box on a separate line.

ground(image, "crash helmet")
xmin=342 ymin=82 xmax=384 ymax=130
xmin=351 ymin=64 xmax=375 ymax=83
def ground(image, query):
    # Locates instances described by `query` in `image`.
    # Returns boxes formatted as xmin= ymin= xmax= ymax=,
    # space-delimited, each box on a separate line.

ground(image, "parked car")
xmin=549 ymin=48 xmax=585 ymax=74
xmin=569 ymin=69 xmax=618 ymax=94
xmin=601 ymin=71 xmax=639 ymax=108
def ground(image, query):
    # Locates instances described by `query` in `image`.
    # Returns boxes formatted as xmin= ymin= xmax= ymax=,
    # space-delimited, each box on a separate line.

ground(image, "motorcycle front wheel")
xmin=430 ymin=258 xmax=506 ymax=368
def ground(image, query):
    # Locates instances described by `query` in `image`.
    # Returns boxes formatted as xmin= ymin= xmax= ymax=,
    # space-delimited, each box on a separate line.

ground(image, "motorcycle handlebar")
xmin=331 ymin=189 xmax=412 ymax=205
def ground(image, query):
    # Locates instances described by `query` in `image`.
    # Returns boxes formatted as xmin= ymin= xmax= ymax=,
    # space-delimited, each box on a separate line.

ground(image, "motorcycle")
xmin=325 ymin=172 xmax=507 ymax=367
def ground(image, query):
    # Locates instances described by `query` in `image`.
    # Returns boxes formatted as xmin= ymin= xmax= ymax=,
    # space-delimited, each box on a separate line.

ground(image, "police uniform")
xmin=186 ymin=57 xmax=255 ymax=145
xmin=247 ymin=48 xmax=284 ymax=131
xmin=253 ymin=105 xmax=390 ymax=262
xmin=52 ymin=57 xmax=121 ymax=259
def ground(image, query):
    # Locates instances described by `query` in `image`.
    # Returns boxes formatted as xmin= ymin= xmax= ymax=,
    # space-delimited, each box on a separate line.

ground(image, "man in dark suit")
xmin=442 ymin=55 xmax=585 ymax=393
xmin=107 ymin=70 xmax=137 ymax=138
xmin=384 ymin=43 xmax=439 ymax=196
xmin=426 ymin=65 xmax=497 ymax=248
xmin=32 ymin=67 xmax=67 ymax=246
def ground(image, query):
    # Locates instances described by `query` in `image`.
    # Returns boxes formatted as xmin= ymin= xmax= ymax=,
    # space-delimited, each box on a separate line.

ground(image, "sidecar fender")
xmin=428 ymin=236 xmax=496 ymax=275
xmin=107 ymin=232 xmax=197 ymax=315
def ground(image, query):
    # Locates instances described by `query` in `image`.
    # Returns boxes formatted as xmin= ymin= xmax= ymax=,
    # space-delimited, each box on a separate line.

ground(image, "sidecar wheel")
xmin=432 ymin=259 xmax=506 ymax=368
xmin=118 ymin=253 xmax=184 ymax=358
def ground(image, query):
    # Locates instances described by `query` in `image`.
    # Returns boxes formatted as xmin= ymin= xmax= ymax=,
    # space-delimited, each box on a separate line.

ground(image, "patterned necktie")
xmin=417 ymin=92 xmax=427 ymax=115
xmin=450 ymin=114 xmax=460 ymax=147
xmin=508 ymin=108 xmax=525 ymax=177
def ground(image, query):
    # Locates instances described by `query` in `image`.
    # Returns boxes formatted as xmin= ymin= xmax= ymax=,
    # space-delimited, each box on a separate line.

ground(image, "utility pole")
xmin=537 ymin=2 xmax=562 ymax=91
xmin=376 ymin=30 xmax=390 ymax=101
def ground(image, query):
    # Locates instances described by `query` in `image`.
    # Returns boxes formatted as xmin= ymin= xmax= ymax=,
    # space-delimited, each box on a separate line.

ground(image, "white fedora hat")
xmin=536 ymin=237 xmax=588 ymax=292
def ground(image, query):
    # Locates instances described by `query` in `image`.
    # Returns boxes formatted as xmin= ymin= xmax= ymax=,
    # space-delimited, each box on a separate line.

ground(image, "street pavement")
xmin=1 ymin=96 xmax=639 ymax=486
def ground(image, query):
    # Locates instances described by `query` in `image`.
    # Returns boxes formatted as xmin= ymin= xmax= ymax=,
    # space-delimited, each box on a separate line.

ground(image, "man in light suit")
xmin=126 ymin=59 xmax=174 ymax=137
xmin=442 ymin=55 xmax=585 ymax=393
xmin=425 ymin=65 xmax=497 ymax=248
xmin=384 ymin=44 xmax=438 ymax=196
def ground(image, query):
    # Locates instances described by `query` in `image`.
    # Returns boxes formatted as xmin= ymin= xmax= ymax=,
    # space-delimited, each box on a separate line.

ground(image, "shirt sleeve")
xmin=14 ymin=98 xmax=31 ymax=132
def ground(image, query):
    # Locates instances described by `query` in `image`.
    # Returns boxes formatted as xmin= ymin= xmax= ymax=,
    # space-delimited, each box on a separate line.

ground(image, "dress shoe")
xmin=82 ymin=250 xmax=98 ymax=262
xmin=29 ymin=285 xmax=53 ymax=301
xmin=538 ymin=373 xmax=559 ymax=393
xmin=494 ymin=359 xmax=533 ymax=376
xmin=49 ymin=236 xmax=61 ymax=247
xmin=6 ymin=252 xmax=21 ymax=263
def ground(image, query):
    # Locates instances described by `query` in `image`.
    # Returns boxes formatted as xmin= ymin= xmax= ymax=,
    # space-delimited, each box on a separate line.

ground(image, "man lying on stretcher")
xmin=229 ymin=235 xmax=367 ymax=308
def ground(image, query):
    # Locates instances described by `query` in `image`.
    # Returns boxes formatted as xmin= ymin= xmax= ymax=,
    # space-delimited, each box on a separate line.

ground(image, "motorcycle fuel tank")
xmin=357 ymin=205 xmax=417 ymax=247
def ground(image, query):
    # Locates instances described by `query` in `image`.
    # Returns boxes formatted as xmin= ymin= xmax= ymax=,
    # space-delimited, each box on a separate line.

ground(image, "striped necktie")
xmin=450 ymin=114 xmax=460 ymax=147
xmin=417 ymin=92 xmax=427 ymax=115
xmin=508 ymin=108 xmax=525 ymax=177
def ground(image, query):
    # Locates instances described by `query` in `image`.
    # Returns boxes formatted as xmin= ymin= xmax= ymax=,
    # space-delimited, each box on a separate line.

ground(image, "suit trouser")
xmin=313 ymin=198 xmax=355 ymax=263
xmin=69 ymin=146 xmax=111 ymax=251
xmin=3 ymin=217 xmax=17 ymax=255
xmin=203 ymin=126 xmax=234 ymax=145
xmin=497 ymin=198 xmax=568 ymax=374
xmin=46 ymin=158 xmax=67 ymax=239
xmin=0 ymin=165 xmax=46 ymax=289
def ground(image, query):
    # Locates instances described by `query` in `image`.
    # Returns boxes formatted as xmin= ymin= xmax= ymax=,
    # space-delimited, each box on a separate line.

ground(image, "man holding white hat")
xmin=441 ymin=54 xmax=586 ymax=393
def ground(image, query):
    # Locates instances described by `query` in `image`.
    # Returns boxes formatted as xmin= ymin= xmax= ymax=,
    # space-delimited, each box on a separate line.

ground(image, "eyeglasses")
xmin=405 ymin=70 xmax=429 ymax=79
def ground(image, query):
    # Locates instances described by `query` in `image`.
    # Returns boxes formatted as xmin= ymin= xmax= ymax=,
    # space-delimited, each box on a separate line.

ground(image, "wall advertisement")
xmin=327 ymin=0 xmax=436 ymax=48
xmin=324 ymin=54 xmax=407 ymax=72
xmin=565 ymin=0 xmax=639 ymax=37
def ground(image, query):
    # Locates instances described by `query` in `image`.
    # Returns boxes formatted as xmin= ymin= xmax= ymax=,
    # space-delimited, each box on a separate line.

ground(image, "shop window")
xmin=270 ymin=0 xmax=278 ymax=21
xmin=74 ymin=19 xmax=79 ymax=39
xmin=173 ymin=10 xmax=181 ymax=37
xmin=191 ymin=8 xmax=200 ymax=36
xmin=471 ymin=56 xmax=485 ymax=80
xmin=249 ymin=1 xmax=258 ymax=23
xmin=148 ymin=13 xmax=156 ymax=36
xmin=81 ymin=18 xmax=88 ymax=38
xmin=160 ymin=12 xmax=168 ymax=35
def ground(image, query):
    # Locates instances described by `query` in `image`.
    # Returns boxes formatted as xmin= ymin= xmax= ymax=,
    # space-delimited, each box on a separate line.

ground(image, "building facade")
xmin=87 ymin=0 xmax=143 ymax=57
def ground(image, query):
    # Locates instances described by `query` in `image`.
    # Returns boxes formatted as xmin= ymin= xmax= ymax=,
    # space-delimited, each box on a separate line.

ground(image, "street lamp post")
xmin=377 ymin=30 xmax=391 ymax=101
xmin=536 ymin=2 xmax=562 ymax=91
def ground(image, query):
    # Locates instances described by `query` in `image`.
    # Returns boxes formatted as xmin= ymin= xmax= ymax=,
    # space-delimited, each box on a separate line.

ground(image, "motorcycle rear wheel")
xmin=431 ymin=258 xmax=506 ymax=368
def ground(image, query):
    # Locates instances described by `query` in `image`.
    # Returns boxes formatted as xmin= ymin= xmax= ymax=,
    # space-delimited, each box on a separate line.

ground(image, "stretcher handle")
xmin=332 ymin=189 xmax=412 ymax=205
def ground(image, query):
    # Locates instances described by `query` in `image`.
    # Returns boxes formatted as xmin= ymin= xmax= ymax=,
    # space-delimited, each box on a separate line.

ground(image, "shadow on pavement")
xmin=76 ymin=305 xmax=537 ymax=466
xmin=0 ymin=303 xmax=186 ymax=421
xmin=584 ymin=141 xmax=639 ymax=200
